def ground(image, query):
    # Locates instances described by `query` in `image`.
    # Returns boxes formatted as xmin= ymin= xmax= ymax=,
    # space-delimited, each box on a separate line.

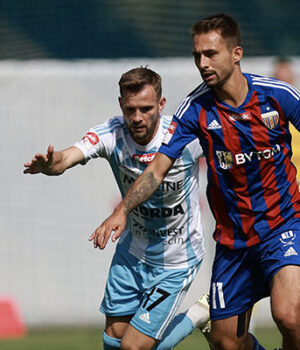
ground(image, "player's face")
xmin=193 ymin=30 xmax=241 ymax=88
xmin=119 ymin=84 xmax=166 ymax=145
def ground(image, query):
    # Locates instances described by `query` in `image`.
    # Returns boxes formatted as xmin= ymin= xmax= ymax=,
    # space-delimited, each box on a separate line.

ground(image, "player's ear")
xmin=233 ymin=46 xmax=243 ymax=63
xmin=159 ymin=97 xmax=166 ymax=113
xmin=118 ymin=96 xmax=123 ymax=109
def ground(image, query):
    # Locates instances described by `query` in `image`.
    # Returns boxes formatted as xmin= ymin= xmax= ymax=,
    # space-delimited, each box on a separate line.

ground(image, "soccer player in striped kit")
xmin=24 ymin=67 xmax=211 ymax=350
xmin=93 ymin=14 xmax=300 ymax=350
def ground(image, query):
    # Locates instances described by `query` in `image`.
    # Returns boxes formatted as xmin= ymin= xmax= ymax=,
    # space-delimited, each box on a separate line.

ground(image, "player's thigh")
xmin=209 ymin=243 xmax=267 ymax=321
xmin=260 ymin=219 xmax=300 ymax=324
xmin=271 ymin=265 xmax=300 ymax=325
xmin=130 ymin=262 xmax=201 ymax=341
xmin=100 ymin=252 xmax=142 ymax=317
xmin=122 ymin=324 xmax=157 ymax=350
xmin=105 ymin=315 xmax=134 ymax=339
xmin=211 ymin=309 xmax=252 ymax=349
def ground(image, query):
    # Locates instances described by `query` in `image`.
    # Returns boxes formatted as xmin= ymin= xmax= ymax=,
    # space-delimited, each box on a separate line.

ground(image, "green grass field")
xmin=0 ymin=326 xmax=282 ymax=349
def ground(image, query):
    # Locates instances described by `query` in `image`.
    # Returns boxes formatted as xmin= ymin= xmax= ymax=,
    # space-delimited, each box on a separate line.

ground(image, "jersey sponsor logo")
xmin=139 ymin=312 xmax=151 ymax=324
xmin=207 ymin=120 xmax=222 ymax=130
xmin=229 ymin=112 xmax=251 ymax=121
xmin=132 ymin=152 xmax=156 ymax=163
xmin=163 ymin=121 xmax=177 ymax=145
xmin=235 ymin=144 xmax=280 ymax=165
xmin=284 ymin=247 xmax=298 ymax=257
xmin=82 ymin=132 xmax=99 ymax=149
xmin=160 ymin=179 xmax=184 ymax=192
xmin=132 ymin=219 xmax=185 ymax=244
xmin=133 ymin=204 xmax=184 ymax=218
xmin=216 ymin=151 xmax=233 ymax=170
xmin=216 ymin=144 xmax=281 ymax=168
xmin=261 ymin=110 xmax=279 ymax=129
xmin=133 ymin=219 xmax=184 ymax=237
xmin=124 ymin=174 xmax=185 ymax=192
xmin=280 ymin=230 xmax=296 ymax=247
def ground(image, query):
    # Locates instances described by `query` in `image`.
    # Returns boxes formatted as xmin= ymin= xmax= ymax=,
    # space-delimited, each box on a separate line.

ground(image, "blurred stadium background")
xmin=1 ymin=0 xmax=300 ymax=345
xmin=1 ymin=0 xmax=300 ymax=58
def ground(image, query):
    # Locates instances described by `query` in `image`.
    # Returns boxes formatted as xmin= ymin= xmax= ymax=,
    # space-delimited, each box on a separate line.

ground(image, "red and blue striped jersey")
xmin=159 ymin=73 xmax=300 ymax=249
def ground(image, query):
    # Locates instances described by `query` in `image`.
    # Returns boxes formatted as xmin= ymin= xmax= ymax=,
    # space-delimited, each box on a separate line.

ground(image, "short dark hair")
xmin=119 ymin=67 xmax=162 ymax=99
xmin=192 ymin=13 xmax=241 ymax=47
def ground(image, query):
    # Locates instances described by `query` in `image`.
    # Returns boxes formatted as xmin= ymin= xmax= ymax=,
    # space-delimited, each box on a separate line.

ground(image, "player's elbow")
xmin=148 ymin=152 xmax=175 ymax=181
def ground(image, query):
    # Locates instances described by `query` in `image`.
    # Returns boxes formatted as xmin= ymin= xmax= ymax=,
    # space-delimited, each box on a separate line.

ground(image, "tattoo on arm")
xmin=124 ymin=172 xmax=160 ymax=215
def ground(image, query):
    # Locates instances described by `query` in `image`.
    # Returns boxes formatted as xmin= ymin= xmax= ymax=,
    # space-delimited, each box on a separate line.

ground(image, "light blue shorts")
xmin=100 ymin=249 xmax=201 ymax=340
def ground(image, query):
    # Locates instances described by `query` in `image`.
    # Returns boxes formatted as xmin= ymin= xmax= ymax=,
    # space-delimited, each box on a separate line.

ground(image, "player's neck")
xmin=214 ymin=71 xmax=248 ymax=109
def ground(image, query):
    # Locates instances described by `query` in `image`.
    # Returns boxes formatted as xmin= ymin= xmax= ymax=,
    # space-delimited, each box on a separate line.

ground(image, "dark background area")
xmin=0 ymin=0 xmax=299 ymax=59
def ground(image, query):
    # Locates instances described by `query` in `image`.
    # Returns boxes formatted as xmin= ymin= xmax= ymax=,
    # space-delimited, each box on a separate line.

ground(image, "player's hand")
xmin=23 ymin=145 xmax=55 ymax=175
xmin=89 ymin=209 xmax=126 ymax=250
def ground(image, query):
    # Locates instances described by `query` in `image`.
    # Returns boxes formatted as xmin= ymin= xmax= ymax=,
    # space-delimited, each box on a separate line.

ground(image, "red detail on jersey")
xmin=247 ymin=92 xmax=284 ymax=230
xmin=168 ymin=121 xmax=177 ymax=134
xmin=132 ymin=152 xmax=157 ymax=163
xmin=82 ymin=132 xmax=99 ymax=146
xmin=204 ymin=91 xmax=299 ymax=249
xmin=271 ymin=98 xmax=300 ymax=216
xmin=198 ymin=108 xmax=236 ymax=249
xmin=229 ymin=112 xmax=252 ymax=121
xmin=218 ymin=105 xmax=259 ymax=247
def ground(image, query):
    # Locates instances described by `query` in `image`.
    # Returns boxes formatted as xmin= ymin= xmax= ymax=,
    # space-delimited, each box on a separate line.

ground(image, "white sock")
xmin=185 ymin=302 xmax=209 ymax=328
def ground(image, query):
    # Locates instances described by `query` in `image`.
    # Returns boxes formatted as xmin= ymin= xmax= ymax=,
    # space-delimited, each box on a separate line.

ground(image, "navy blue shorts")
xmin=210 ymin=218 xmax=300 ymax=320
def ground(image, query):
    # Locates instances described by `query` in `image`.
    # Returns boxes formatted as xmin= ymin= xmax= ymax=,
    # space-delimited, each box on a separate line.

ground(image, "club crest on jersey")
xmin=82 ymin=132 xmax=99 ymax=150
xmin=216 ymin=150 xmax=233 ymax=170
xmin=163 ymin=121 xmax=177 ymax=145
xmin=261 ymin=111 xmax=279 ymax=129
xmin=132 ymin=152 xmax=157 ymax=163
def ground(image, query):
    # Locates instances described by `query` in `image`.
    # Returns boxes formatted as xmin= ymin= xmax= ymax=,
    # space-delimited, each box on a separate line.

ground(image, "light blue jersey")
xmin=74 ymin=115 xmax=204 ymax=269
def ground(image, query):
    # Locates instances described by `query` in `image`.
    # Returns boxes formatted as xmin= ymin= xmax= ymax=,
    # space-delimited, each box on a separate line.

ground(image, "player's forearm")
xmin=48 ymin=147 xmax=84 ymax=175
xmin=115 ymin=152 xmax=174 ymax=216
xmin=117 ymin=169 xmax=162 ymax=215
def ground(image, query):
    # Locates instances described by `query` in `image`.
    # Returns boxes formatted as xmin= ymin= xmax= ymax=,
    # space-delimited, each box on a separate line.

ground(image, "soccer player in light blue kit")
xmin=24 ymin=67 xmax=211 ymax=350
xmin=91 ymin=15 xmax=300 ymax=350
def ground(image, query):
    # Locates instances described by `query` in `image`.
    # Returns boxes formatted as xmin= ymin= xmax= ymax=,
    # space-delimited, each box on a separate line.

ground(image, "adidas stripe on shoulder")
xmin=175 ymin=83 xmax=210 ymax=119
xmin=251 ymin=75 xmax=300 ymax=101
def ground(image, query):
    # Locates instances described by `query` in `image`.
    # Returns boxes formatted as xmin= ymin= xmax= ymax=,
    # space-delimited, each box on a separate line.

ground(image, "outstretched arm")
xmin=89 ymin=152 xmax=175 ymax=249
xmin=23 ymin=145 xmax=85 ymax=176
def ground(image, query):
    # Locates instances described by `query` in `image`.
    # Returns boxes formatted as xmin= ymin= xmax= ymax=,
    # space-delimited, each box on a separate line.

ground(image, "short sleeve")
xmin=159 ymin=110 xmax=200 ymax=159
xmin=73 ymin=118 xmax=119 ymax=163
